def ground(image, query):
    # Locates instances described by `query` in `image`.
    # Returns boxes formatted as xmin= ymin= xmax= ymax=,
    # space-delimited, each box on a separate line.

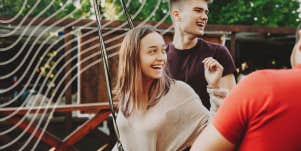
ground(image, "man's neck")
xmin=173 ymin=30 xmax=198 ymax=50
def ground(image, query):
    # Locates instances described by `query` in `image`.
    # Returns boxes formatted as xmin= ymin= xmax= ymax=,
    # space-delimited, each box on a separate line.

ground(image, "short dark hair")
xmin=169 ymin=0 xmax=213 ymax=11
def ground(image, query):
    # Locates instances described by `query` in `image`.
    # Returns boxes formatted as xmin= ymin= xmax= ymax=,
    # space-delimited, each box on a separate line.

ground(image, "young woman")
xmin=113 ymin=25 xmax=224 ymax=151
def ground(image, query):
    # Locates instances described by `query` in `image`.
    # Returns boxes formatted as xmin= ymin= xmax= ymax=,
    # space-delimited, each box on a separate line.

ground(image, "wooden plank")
xmin=55 ymin=110 xmax=111 ymax=151
xmin=0 ymin=103 xmax=115 ymax=115
xmin=79 ymin=29 xmax=107 ymax=104
xmin=0 ymin=16 xmax=169 ymax=29
xmin=0 ymin=16 xmax=295 ymax=34
xmin=206 ymin=24 xmax=295 ymax=34
xmin=0 ymin=104 xmax=115 ymax=150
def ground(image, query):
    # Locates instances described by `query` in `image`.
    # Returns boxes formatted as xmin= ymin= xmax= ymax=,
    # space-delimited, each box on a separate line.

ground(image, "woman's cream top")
xmin=115 ymin=81 xmax=210 ymax=151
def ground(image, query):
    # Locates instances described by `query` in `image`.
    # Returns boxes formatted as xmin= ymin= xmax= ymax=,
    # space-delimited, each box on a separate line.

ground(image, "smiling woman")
xmin=112 ymin=25 xmax=225 ymax=151
xmin=139 ymin=32 xmax=167 ymax=83
xmin=114 ymin=25 xmax=172 ymax=117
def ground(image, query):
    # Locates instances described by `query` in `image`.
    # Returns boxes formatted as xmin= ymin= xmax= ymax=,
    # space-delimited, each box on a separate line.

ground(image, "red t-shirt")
xmin=213 ymin=65 xmax=301 ymax=151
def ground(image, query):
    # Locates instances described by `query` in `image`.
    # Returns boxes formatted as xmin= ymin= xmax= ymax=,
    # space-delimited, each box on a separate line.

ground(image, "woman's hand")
xmin=203 ymin=57 xmax=224 ymax=88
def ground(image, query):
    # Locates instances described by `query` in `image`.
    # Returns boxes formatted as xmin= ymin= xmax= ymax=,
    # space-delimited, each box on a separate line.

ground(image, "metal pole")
xmin=120 ymin=0 xmax=134 ymax=29
xmin=91 ymin=0 xmax=123 ymax=150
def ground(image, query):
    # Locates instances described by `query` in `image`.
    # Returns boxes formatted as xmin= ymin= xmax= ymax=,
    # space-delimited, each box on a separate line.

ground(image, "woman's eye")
xmin=149 ymin=49 xmax=156 ymax=54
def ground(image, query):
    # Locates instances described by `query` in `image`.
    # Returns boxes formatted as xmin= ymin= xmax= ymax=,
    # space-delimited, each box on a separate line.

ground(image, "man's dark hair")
xmin=169 ymin=0 xmax=213 ymax=11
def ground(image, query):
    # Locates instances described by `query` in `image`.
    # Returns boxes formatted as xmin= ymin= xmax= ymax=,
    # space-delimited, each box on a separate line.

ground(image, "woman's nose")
xmin=156 ymin=52 xmax=167 ymax=61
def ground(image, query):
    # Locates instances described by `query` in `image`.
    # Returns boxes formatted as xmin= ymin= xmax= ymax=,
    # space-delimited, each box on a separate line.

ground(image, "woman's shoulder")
xmin=173 ymin=80 xmax=193 ymax=89
xmin=166 ymin=81 xmax=206 ymax=113
xmin=171 ymin=80 xmax=198 ymax=97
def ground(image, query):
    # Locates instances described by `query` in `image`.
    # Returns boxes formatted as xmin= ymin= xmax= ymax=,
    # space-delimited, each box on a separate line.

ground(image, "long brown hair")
xmin=114 ymin=25 xmax=173 ymax=117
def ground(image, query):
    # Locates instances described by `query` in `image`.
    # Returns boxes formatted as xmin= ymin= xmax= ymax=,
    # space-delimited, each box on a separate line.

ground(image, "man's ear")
xmin=290 ymin=30 xmax=301 ymax=67
xmin=296 ymin=31 xmax=301 ymax=65
xmin=171 ymin=9 xmax=181 ymax=22
xmin=297 ymin=30 xmax=301 ymax=52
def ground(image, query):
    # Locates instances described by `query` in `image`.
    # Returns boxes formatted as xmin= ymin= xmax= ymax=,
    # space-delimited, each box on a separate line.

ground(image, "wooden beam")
xmin=0 ymin=16 xmax=294 ymax=34
xmin=230 ymin=32 xmax=237 ymax=63
xmin=0 ymin=16 xmax=97 ymax=28
xmin=0 ymin=103 xmax=115 ymax=115
xmin=206 ymin=24 xmax=295 ymax=34
xmin=55 ymin=110 xmax=111 ymax=151
xmin=0 ymin=104 xmax=115 ymax=150
xmin=4 ymin=116 xmax=64 ymax=148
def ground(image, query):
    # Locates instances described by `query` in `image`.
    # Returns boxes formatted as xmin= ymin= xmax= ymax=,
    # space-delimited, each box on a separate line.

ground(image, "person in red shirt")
xmin=190 ymin=26 xmax=301 ymax=151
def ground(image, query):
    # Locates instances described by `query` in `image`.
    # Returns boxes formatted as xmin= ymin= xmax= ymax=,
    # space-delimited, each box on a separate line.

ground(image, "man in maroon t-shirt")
xmin=167 ymin=0 xmax=236 ymax=109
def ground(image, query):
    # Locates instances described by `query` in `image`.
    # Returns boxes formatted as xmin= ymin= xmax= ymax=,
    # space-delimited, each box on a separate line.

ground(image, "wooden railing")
xmin=0 ymin=103 xmax=116 ymax=151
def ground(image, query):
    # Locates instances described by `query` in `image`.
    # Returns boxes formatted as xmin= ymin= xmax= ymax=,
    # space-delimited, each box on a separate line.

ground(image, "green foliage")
xmin=106 ymin=0 xmax=300 ymax=28
xmin=0 ymin=0 xmax=299 ymax=27
xmin=207 ymin=0 xmax=300 ymax=27
xmin=105 ymin=0 xmax=171 ymax=23
xmin=0 ymin=0 xmax=92 ymax=19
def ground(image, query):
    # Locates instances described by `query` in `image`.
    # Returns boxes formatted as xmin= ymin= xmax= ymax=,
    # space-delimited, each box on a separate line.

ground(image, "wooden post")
xmin=230 ymin=32 xmax=237 ymax=64
xmin=63 ymin=27 xmax=73 ymax=133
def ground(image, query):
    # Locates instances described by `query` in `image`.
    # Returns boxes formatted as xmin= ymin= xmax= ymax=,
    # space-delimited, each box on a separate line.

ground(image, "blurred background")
xmin=0 ymin=0 xmax=300 ymax=150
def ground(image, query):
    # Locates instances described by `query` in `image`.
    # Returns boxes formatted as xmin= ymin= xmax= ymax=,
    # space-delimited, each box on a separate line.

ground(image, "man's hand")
xmin=203 ymin=57 xmax=224 ymax=88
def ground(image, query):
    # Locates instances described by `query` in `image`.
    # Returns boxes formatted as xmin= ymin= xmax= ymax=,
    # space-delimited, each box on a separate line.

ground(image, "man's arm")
xmin=219 ymin=74 xmax=236 ymax=91
xmin=190 ymin=123 xmax=234 ymax=151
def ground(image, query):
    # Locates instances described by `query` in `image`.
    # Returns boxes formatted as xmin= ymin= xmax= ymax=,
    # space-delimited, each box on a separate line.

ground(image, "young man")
xmin=167 ymin=0 xmax=236 ymax=109
xmin=190 ymin=26 xmax=301 ymax=151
